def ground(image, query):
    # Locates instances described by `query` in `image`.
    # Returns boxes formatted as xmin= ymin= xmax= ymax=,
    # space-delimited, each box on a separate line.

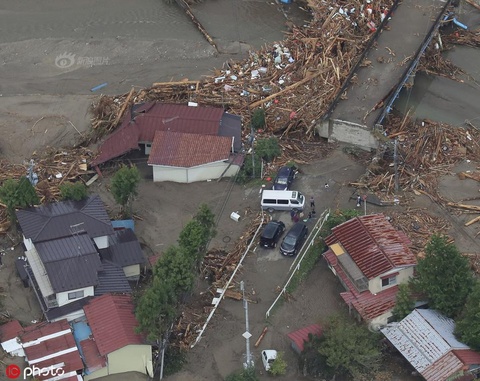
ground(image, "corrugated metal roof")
xmin=43 ymin=253 xmax=102 ymax=293
xmin=147 ymin=131 xmax=232 ymax=167
xmin=417 ymin=309 xmax=469 ymax=350
xmin=94 ymin=260 xmax=132 ymax=296
xmin=0 ymin=320 xmax=23 ymax=342
xmin=104 ymin=229 xmax=146 ymax=267
xmin=219 ymin=112 xmax=242 ymax=151
xmin=36 ymin=234 xmax=97 ymax=262
xmin=84 ymin=294 xmax=145 ymax=356
xmin=18 ymin=319 xmax=83 ymax=379
xmin=422 ymin=351 xmax=464 ymax=381
xmin=80 ymin=337 xmax=107 ymax=372
xmin=16 ymin=195 xmax=114 ymax=243
xmin=287 ymin=324 xmax=322 ymax=353
xmin=45 ymin=297 xmax=93 ymax=322
xmin=325 ymin=214 xmax=415 ymax=280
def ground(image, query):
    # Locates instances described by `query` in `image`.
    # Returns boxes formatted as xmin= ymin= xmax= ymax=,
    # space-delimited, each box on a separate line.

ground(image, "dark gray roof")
xmin=100 ymin=229 xmax=146 ymax=267
xmin=95 ymin=261 xmax=132 ymax=296
xmin=45 ymin=296 xmax=93 ymax=322
xmin=219 ymin=113 xmax=242 ymax=152
xmin=16 ymin=195 xmax=114 ymax=243
xmin=43 ymin=253 xmax=102 ymax=293
xmin=36 ymin=234 xmax=97 ymax=262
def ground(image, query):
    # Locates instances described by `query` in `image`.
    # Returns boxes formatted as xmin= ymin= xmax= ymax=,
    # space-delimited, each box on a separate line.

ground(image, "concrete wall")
xmin=123 ymin=264 xmax=140 ymax=279
xmin=317 ymin=119 xmax=378 ymax=151
xmin=151 ymin=161 xmax=240 ymax=183
xmin=84 ymin=365 xmax=109 ymax=380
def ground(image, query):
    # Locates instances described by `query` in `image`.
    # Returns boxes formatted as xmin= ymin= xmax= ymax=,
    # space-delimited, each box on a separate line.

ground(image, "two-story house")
xmin=323 ymin=213 xmax=417 ymax=328
xmin=16 ymin=195 xmax=145 ymax=322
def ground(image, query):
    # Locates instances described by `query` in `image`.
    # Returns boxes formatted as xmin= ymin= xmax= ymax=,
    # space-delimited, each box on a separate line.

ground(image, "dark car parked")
xmin=260 ymin=220 xmax=286 ymax=248
xmin=272 ymin=166 xmax=297 ymax=190
xmin=280 ymin=222 xmax=308 ymax=256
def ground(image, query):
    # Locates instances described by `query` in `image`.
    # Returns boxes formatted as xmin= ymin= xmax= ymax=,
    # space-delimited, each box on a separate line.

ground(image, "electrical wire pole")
xmin=240 ymin=280 xmax=253 ymax=369
xmin=394 ymin=138 xmax=399 ymax=192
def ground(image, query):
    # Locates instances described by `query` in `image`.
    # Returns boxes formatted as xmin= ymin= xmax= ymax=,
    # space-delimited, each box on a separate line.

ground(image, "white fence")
xmin=265 ymin=209 xmax=330 ymax=319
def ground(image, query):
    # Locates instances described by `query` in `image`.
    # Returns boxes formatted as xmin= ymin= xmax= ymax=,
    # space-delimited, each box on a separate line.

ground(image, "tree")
xmin=0 ymin=177 xmax=39 ymax=222
xmin=59 ymin=181 xmax=88 ymax=201
xmin=236 ymin=155 xmax=262 ymax=182
xmin=413 ymin=234 xmax=474 ymax=318
xmin=250 ymin=108 xmax=265 ymax=130
xmin=455 ymin=280 xmax=480 ymax=350
xmin=255 ymin=137 xmax=281 ymax=162
xmin=318 ymin=315 xmax=382 ymax=379
xmin=268 ymin=351 xmax=287 ymax=376
xmin=391 ymin=283 xmax=415 ymax=321
xmin=110 ymin=165 xmax=140 ymax=217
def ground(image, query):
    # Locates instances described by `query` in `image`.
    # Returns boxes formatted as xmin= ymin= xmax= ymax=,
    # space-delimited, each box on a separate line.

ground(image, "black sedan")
xmin=273 ymin=166 xmax=297 ymax=190
xmin=260 ymin=221 xmax=286 ymax=248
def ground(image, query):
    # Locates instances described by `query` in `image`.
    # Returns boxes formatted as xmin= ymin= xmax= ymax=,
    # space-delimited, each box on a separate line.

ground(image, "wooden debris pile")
xmin=356 ymin=116 xmax=480 ymax=198
xmin=463 ymin=253 xmax=480 ymax=275
xmin=417 ymin=43 xmax=466 ymax=82
xmin=388 ymin=208 xmax=451 ymax=256
xmin=442 ymin=29 xmax=480 ymax=48
xmin=89 ymin=0 xmax=395 ymax=143
xmin=202 ymin=212 xmax=266 ymax=289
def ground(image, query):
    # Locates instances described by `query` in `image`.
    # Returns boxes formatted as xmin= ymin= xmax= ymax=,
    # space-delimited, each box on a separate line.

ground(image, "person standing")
xmin=310 ymin=196 xmax=315 ymax=209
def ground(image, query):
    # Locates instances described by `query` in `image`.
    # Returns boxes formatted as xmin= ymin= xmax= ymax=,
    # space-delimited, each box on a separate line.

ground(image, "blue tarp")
xmin=71 ymin=320 xmax=94 ymax=374
xmin=111 ymin=219 xmax=135 ymax=231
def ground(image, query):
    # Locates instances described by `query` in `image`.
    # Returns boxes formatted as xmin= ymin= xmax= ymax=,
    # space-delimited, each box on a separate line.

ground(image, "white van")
xmin=261 ymin=190 xmax=305 ymax=212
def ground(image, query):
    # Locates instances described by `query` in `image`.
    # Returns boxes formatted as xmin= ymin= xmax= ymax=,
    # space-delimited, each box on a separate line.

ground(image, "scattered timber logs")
xmin=255 ymin=327 xmax=268 ymax=348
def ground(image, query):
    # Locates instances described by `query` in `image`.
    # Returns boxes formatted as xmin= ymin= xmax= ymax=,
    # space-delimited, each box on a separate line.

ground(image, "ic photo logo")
xmin=5 ymin=364 xmax=65 ymax=379
xmin=55 ymin=52 xmax=76 ymax=69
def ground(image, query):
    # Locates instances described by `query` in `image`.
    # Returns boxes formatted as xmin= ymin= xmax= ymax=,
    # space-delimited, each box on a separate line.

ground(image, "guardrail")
xmin=265 ymin=209 xmax=330 ymax=319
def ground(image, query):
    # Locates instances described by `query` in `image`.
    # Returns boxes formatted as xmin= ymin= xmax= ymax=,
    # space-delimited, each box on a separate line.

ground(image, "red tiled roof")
xmin=325 ymin=249 xmax=399 ymax=321
xmin=135 ymin=103 xmax=224 ymax=141
xmin=453 ymin=349 xmax=480 ymax=366
xmin=325 ymin=214 xmax=415 ymax=279
xmin=147 ymin=131 xmax=232 ymax=167
xmin=0 ymin=320 xmax=23 ymax=342
xmin=287 ymin=324 xmax=322 ymax=353
xmin=18 ymin=319 xmax=83 ymax=380
xmin=92 ymin=120 xmax=140 ymax=166
xmin=422 ymin=351 xmax=464 ymax=381
xmin=84 ymin=294 xmax=145 ymax=356
xmin=80 ymin=337 xmax=107 ymax=372
xmin=92 ymin=102 xmax=225 ymax=166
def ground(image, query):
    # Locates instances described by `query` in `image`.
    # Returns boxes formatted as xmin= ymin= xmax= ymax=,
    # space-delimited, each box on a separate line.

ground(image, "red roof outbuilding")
xmin=84 ymin=293 xmax=145 ymax=356
xmin=0 ymin=320 xmax=24 ymax=342
xmin=287 ymin=324 xmax=322 ymax=354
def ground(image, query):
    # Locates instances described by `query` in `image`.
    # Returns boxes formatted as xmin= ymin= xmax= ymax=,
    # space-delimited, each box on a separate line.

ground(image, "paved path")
xmin=331 ymin=0 xmax=448 ymax=127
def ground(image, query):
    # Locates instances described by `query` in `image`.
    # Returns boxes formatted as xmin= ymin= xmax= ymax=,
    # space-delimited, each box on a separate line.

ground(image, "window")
xmin=263 ymin=199 xmax=276 ymax=204
xmin=290 ymin=199 xmax=299 ymax=204
xmin=381 ymin=276 xmax=397 ymax=288
xmin=278 ymin=199 xmax=288 ymax=205
xmin=68 ymin=290 xmax=85 ymax=300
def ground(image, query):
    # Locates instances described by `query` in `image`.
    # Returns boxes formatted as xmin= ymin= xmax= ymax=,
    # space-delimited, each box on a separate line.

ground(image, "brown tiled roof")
xmin=0 ymin=320 xmax=23 ymax=342
xmin=80 ymin=337 xmax=107 ymax=372
xmin=325 ymin=214 xmax=415 ymax=279
xmin=453 ymin=349 xmax=480 ymax=366
xmin=84 ymin=294 xmax=145 ymax=356
xmin=147 ymin=131 xmax=232 ymax=167
xmin=287 ymin=324 xmax=322 ymax=353
xmin=422 ymin=351 xmax=464 ymax=381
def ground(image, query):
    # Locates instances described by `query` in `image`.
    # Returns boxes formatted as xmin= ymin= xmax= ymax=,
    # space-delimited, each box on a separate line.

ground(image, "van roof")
xmin=262 ymin=190 xmax=301 ymax=197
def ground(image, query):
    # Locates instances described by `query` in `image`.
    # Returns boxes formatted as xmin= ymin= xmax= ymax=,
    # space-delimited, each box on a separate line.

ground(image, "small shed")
xmin=287 ymin=324 xmax=322 ymax=355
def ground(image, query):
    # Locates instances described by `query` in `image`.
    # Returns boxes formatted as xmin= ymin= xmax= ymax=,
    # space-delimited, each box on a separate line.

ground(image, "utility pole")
xmin=240 ymin=280 xmax=253 ymax=369
xmin=250 ymin=127 xmax=256 ymax=179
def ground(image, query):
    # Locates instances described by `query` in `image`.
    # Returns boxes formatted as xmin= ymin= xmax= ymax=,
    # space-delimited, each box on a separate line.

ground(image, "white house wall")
xmin=107 ymin=344 xmax=153 ymax=376
xmin=369 ymin=266 xmax=414 ymax=295
xmin=23 ymin=237 xmax=33 ymax=251
xmin=57 ymin=286 xmax=94 ymax=307
xmin=123 ymin=264 xmax=140 ymax=279
xmin=93 ymin=236 xmax=109 ymax=249
xmin=49 ymin=308 xmax=86 ymax=323
xmin=83 ymin=366 xmax=109 ymax=380
xmin=151 ymin=162 xmax=240 ymax=183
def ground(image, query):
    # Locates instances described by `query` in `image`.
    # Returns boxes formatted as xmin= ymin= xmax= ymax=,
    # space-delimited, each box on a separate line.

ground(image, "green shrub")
xmin=268 ymin=352 xmax=287 ymax=376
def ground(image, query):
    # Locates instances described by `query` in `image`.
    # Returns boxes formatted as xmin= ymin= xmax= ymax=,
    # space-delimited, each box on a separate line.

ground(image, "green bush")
xmin=225 ymin=367 xmax=258 ymax=381
xmin=251 ymin=108 xmax=266 ymax=130
xmin=255 ymin=137 xmax=281 ymax=162
xmin=268 ymin=351 xmax=287 ymax=376
xmin=59 ymin=181 xmax=88 ymax=201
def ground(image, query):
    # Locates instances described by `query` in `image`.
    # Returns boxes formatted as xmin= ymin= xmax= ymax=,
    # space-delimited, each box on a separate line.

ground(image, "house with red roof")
xmin=382 ymin=309 xmax=480 ymax=381
xmin=323 ymin=213 xmax=416 ymax=328
xmin=81 ymin=294 xmax=153 ymax=380
xmin=0 ymin=319 xmax=84 ymax=381
xmin=92 ymin=102 xmax=243 ymax=183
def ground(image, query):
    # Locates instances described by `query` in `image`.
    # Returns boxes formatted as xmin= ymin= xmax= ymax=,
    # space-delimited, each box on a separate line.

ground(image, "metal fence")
xmin=265 ymin=209 xmax=330 ymax=319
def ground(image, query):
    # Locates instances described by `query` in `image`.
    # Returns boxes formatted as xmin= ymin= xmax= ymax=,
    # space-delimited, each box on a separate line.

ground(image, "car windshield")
xmin=283 ymin=236 xmax=296 ymax=245
xmin=276 ymin=177 xmax=288 ymax=184
xmin=298 ymin=194 xmax=304 ymax=203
